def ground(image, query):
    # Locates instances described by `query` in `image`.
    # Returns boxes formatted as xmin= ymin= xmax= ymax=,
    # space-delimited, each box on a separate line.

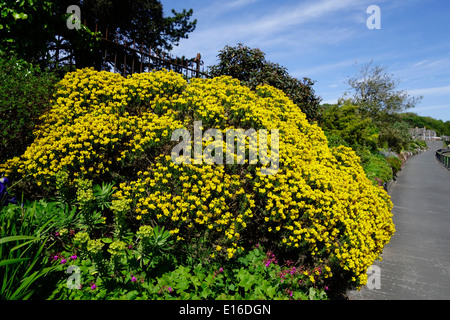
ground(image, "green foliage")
xmin=1 ymin=181 xmax=329 ymax=300
xmin=410 ymin=139 xmax=427 ymax=151
xmin=0 ymin=54 xmax=58 ymax=163
xmin=320 ymin=103 xmax=378 ymax=151
xmin=0 ymin=0 xmax=197 ymax=70
xmin=386 ymin=156 xmax=402 ymax=177
xmin=378 ymin=120 xmax=412 ymax=154
xmin=0 ymin=201 xmax=60 ymax=299
xmin=400 ymin=112 xmax=450 ymax=137
xmin=360 ymin=152 xmax=393 ymax=184
xmin=344 ymin=61 xmax=422 ymax=124
xmin=0 ymin=0 xmax=56 ymax=64
xmin=209 ymin=44 xmax=322 ymax=121
xmin=77 ymin=0 xmax=197 ymax=52
xmin=47 ymin=245 xmax=328 ymax=300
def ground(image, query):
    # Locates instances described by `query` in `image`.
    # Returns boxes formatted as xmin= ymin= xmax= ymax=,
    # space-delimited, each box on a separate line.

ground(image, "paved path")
xmin=348 ymin=141 xmax=450 ymax=300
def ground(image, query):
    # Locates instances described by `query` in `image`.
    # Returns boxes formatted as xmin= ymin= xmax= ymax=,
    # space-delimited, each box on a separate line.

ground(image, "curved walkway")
xmin=348 ymin=141 xmax=450 ymax=299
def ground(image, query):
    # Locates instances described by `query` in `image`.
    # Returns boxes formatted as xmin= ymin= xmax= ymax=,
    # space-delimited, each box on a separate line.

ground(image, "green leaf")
xmin=0 ymin=235 xmax=39 ymax=245
xmin=175 ymin=279 xmax=190 ymax=291
xmin=12 ymin=12 xmax=28 ymax=20
xmin=0 ymin=258 xmax=29 ymax=267
xmin=266 ymin=286 xmax=276 ymax=298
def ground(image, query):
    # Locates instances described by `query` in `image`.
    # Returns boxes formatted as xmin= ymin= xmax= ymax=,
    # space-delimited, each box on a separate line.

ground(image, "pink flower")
xmin=131 ymin=276 xmax=137 ymax=282
xmin=167 ymin=287 xmax=173 ymax=293
xmin=70 ymin=255 xmax=77 ymax=260
xmin=219 ymin=268 xmax=223 ymax=272
xmin=60 ymin=259 xmax=67 ymax=264
xmin=91 ymin=284 xmax=97 ymax=290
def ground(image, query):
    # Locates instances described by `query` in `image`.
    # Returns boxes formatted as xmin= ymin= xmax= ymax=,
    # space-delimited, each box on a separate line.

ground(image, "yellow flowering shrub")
xmin=0 ymin=68 xmax=395 ymax=289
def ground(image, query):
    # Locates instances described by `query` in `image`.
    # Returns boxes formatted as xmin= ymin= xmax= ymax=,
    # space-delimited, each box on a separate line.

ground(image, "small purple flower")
xmin=91 ymin=284 xmax=97 ymax=290
xmin=60 ymin=259 xmax=67 ymax=264
xmin=167 ymin=287 xmax=173 ymax=293
xmin=70 ymin=255 xmax=77 ymax=260
xmin=219 ymin=268 xmax=223 ymax=272
xmin=131 ymin=276 xmax=137 ymax=282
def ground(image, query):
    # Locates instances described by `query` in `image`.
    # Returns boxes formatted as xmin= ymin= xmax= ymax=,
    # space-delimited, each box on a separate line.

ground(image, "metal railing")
xmin=98 ymin=25 xmax=209 ymax=79
xmin=436 ymin=148 xmax=450 ymax=169
xmin=50 ymin=23 xmax=210 ymax=79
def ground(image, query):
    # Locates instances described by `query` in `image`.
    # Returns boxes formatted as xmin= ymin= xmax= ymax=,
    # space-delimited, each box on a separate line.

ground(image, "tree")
xmin=209 ymin=44 xmax=322 ymax=122
xmin=0 ymin=0 xmax=197 ymax=70
xmin=320 ymin=103 xmax=378 ymax=152
xmin=378 ymin=119 xmax=412 ymax=154
xmin=343 ymin=61 xmax=422 ymax=124
xmin=0 ymin=0 xmax=58 ymax=65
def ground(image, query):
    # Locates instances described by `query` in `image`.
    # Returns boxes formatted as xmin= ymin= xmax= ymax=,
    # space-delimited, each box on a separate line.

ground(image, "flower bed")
xmin=0 ymin=68 xmax=395 ymax=299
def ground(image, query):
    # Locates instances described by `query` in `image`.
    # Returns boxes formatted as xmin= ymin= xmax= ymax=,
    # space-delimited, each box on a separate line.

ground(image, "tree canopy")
xmin=343 ymin=61 xmax=422 ymax=124
xmin=320 ymin=103 xmax=378 ymax=152
xmin=0 ymin=0 xmax=197 ymax=69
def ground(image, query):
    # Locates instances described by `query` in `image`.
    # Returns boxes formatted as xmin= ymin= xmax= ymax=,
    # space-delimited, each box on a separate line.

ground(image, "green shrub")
xmin=386 ymin=156 xmax=402 ymax=177
xmin=0 ymin=54 xmax=58 ymax=163
xmin=361 ymin=152 xmax=393 ymax=184
xmin=48 ymin=244 xmax=328 ymax=300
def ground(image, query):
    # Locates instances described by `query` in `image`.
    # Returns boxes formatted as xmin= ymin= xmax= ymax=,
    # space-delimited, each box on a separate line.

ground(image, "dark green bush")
xmin=0 ymin=54 xmax=58 ymax=163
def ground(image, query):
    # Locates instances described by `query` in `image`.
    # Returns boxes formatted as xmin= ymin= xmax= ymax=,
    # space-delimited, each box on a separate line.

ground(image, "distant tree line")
xmin=399 ymin=113 xmax=450 ymax=137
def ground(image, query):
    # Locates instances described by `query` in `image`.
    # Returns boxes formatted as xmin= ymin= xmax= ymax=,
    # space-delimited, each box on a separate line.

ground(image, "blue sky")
xmin=164 ymin=0 xmax=450 ymax=122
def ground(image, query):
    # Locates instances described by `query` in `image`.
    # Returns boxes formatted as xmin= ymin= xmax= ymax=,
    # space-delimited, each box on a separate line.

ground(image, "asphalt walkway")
xmin=348 ymin=141 xmax=450 ymax=299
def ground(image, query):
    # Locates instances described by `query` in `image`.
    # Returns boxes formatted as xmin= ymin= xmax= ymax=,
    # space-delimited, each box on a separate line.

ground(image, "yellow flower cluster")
xmin=114 ymin=154 xmax=253 ymax=258
xmin=0 ymin=68 xmax=185 ymax=185
xmin=1 ymin=68 xmax=395 ymax=287
xmin=107 ymin=240 xmax=128 ymax=256
xmin=111 ymin=72 xmax=394 ymax=285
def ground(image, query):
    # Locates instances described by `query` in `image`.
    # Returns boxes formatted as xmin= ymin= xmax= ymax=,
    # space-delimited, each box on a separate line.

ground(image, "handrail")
xmin=436 ymin=148 xmax=450 ymax=169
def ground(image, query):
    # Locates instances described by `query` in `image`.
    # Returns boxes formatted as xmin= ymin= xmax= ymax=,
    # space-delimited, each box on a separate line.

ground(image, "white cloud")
xmin=411 ymin=104 xmax=450 ymax=112
xmin=171 ymin=0 xmax=371 ymax=65
xmin=293 ymin=59 xmax=357 ymax=78
xmin=409 ymin=85 xmax=450 ymax=96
